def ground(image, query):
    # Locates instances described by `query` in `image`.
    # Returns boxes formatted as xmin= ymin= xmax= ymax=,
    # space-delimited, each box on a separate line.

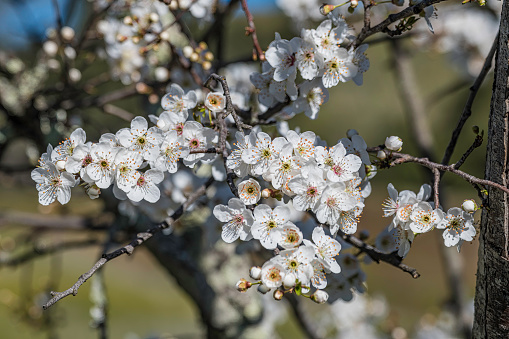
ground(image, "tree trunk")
xmin=473 ymin=1 xmax=509 ymax=337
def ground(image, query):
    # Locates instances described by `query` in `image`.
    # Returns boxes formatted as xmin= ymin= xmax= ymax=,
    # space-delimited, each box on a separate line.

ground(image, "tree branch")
xmin=42 ymin=176 xmax=214 ymax=310
xmin=352 ymin=0 xmax=449 ymax=48
xmin=441 ymin=31 xmax=499 ymax=166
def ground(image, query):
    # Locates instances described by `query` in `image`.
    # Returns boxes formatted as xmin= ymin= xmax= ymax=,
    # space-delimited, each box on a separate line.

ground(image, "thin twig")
xmin=339 ymin=232 xmax=421 ymax=279
xmin=453 ymin=133 xmax=484 ymax=170
xmin=42 ymin=177 xmax=214 ymax=310
xmin=240 ymin=0 xmax=265 ymax=61
xmin=433 ymin=168 xmax=440 ymax=208
xmin=388 ymin=152 xmax=509 ymax=195
xmin=441 ymin=31 xmax=499 ymax=166
xmin=352 ymin=0 xmax=449 ymax=48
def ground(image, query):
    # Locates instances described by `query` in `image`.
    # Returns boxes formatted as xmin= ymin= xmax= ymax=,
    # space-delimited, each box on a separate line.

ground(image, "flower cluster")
xmin=31 ymin=84 xmax=219 ymax=206
xmin=250 ymin=13 xmax=369 ymax=120
xmin=225 ymin=128 xmax=372 ymax=236
xmin=378 ymin=183 xmax=477 ymax=256
xmin=214 ymin=127 xmax=374 ymax=301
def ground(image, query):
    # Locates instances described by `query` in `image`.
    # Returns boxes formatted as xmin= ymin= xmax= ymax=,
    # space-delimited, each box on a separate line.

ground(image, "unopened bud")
xmin=149 ymin=13 xmax=159 ymax=23
xmin=283 ymin=273 xmax=296 ymax=289
xmin=202 ymin=61 xmax=212 ymax=71
xmin=472 ymin=125 xmax=480 ymax=135
xmin=190 ymin=52 xmax=200 ymax=62
xmin=43 ymin=41 xmax=58 ymax=57
xmin=462 ymin=199 xmax=478 ymax=213
xmin=135 ymin=82 xmax=151 ymax=94
xmin=55 ymin=160 xmax=66 ymax=171
xmin=249 ymin=266 xmax=262 ymax=280
xmin=86 ymin=185 xmax=101 ymax=199
xmin=261 ymin=188 xmax=283 ymax=200
xmin=117 ymin=34 xmax=128 ymax=42
xmin=132 ymin=36 xmax=140 ymax=44
xmin=68 ymin=68 xmax=81 ymax=82
xmin=155 ymin=67 xmax=169 ymax=82
xmin=156 ymin=119 xmax=167 ymax=130
xmin=123 ymin=16 xmax=134 ymax=25
xmin=160 ymin=31 xmax=170 ymax=41
xmin=199 ymin=41 xmax=208 ymax=50
xmin=169 ymin=0 xmax=178 ymax=10
xmin=377 ymin=150 xmax=387 ymax=160
xmin=320 ymin=4 xmax=337 ymax=15
xmin=257 ymin=284 xmax=271 ymax=294
xmin=183 ymin=46 xmax=194 ymax=58
xmin=350 ymin=0 xmax=359 ymax=8
xmin=385 ymin=136 xmax=403 ymax=151
xmin=204 ymin=51 xmax=214 ymax=61
xmin=60 ymin=26 xmax=75 ymax=42
xmin=273 ymin=289 xmax=284 ymax=301
xmin=64 ymin=46 xmax=76 ymax=60
xmin=311 ymin=290 xmax=329 ymax=304
xmin=236 ymin=279 xmax=252 ymax=292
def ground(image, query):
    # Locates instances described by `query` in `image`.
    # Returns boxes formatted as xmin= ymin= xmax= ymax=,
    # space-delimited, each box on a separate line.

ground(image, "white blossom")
xmin=31 ymin=162 xmax=77 ymax=205
xmin=213 ymin=198 xmax=254 ymax=243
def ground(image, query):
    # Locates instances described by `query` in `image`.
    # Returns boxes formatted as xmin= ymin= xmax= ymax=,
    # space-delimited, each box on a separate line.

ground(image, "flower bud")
xmin=311 ymin=290 xmax=329 ymax=304
xmin=55 ymin=160 xmax=66 ymax=171
xmin=149 ymin=13 xmax=159 ymax=23
xmin=249 ymin=266 xmax=262 ymax=280
xmin=169 ymin=0 xmax=178 ymax=10
xmin=273 ymin=289 xmax=284 ymax=301
xmin=190 ymin=52 xmax=200 ymax=62
xmin=64 ymin=46 xmax=76 ymax=60
xmin=236 ymin=279 xmax=251 ymax=292
xmin=320 ymin=4 xmax=337 ymax=15
xmin=123 ymin=16 xmax=134 ymax=26
xmin=60 ymin=26 xmax=75 ymax=42
xmin=257 ymin=284 xmax=270 ymax=294
xmin=377 ymin=150 xmax=387 ymax=160
xmin=154 ymin=67 xmax=169 ymax=82
xmin=462 ymin=199 xmax=478 ymax=213
xmin=116 ymin=35 xmax=128 ymax=42
xmin=160 ymin=31 xmax=170 ymax=41
xmin=183 ymin=46 xmax=194 ymax=58
xmin=68 ymin=68 xmax=82 ymax=83
xmin=385 ymin=136 xmax=403 ymax=151
xmin=202 ymin=61 xmax=212 ymax=71
xmin=283 ymin=273 xmax=296 ymax=289
xmin=472 ymin=125 xmax=480 ymax=135
xmin=156 ymin=119 xmax=167 ymax=130
xmin=204 ymin=51 xmax=214 ymax=61
xmin=86 ymin=185 xmax=101 ymax=200
xmin=43 ymin=41 xmax=58 ymax=57
xmin=199 ymin=41 xmax=208 ymax=50
xmin=350 ymin=0 xmax=359 ymax=8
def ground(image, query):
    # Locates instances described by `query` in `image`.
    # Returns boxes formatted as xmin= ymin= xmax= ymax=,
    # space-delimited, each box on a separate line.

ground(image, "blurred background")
xmin=0 ymin=0 xmax=500 ymax=338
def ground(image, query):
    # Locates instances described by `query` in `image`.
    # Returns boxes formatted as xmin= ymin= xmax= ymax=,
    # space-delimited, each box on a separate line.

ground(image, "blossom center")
xmin=306 ymin=186 xmax=318 ymax=197
xmin=233 ymin=214 xmax=244 ymax=224
xmin=189 ymin=138 xmax=200 ymax=149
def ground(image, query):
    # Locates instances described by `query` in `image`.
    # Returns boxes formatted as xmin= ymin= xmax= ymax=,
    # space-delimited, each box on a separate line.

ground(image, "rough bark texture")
xmin=473 ymin=1 xmax=509 ymax=337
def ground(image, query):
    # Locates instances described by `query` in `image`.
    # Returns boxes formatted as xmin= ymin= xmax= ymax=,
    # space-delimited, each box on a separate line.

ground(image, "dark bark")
xmin=473 ymin=1 xmax=509 ymax=337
